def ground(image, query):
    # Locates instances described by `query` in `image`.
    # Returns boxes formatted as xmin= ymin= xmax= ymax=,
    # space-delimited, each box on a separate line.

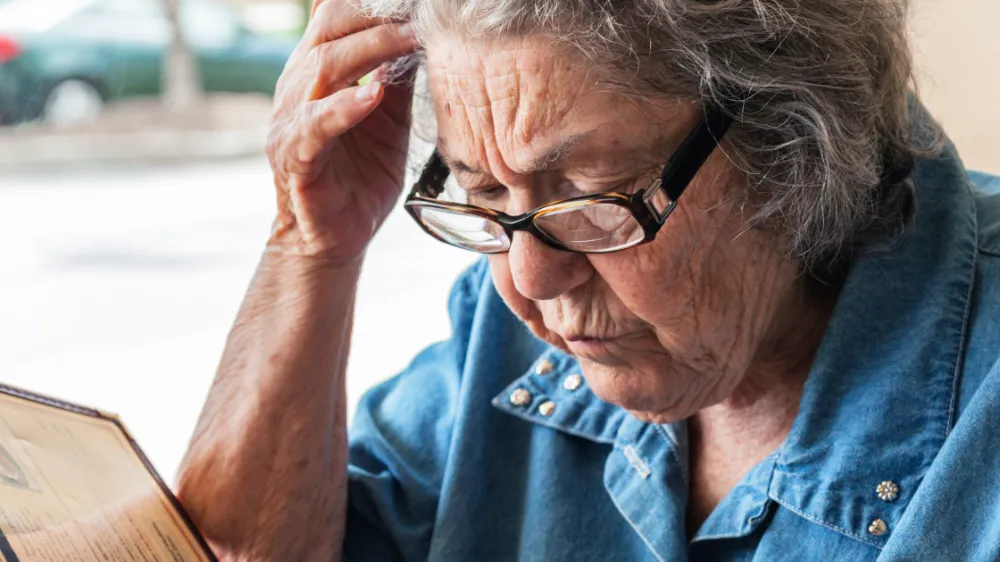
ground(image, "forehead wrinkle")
xmin=466 ymin=68 xmax=566 ymax=183
xmin=433 ymin=58 xmax=502 ymax=177
xmin=507 ymin=53 xmax=596 ymax=173
xmin=430 ymin=37 xmax=659 ymax=185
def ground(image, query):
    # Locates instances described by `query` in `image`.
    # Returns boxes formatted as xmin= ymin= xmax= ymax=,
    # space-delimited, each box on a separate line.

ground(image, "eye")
xmin=468 ymin=185 xmax=507 ymax=205
xmin=567 ymin=178 xmax=638 ymax=196
xmin=602 ymin=175 xmax=651 ymax=195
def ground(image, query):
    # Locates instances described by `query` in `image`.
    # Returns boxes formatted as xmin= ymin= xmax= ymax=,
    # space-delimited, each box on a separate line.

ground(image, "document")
xmin=0 ymin=384 xmax=215 ymax=562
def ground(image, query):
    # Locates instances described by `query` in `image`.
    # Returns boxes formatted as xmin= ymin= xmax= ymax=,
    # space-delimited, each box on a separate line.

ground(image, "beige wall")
xmin=911 ymin=0 xmax=1000 ymax=174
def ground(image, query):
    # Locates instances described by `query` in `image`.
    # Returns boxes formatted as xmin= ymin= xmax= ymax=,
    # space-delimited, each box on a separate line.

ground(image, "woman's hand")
xmin=266 ymin=0 xmax=417 ymax=264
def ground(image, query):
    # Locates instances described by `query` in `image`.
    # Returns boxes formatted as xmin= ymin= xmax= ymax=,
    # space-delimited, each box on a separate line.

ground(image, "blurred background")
xmin=0 ymin=0 xmax=996 ymax=482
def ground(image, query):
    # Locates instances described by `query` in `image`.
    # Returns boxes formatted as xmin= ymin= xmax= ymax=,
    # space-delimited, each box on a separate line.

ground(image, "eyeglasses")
xmin=404 ymin=106 xmax=733 ymax=254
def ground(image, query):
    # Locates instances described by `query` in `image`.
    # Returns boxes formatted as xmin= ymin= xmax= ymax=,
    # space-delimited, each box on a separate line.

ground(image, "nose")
xmin=507 ymin=231 xmax=592 ymax=301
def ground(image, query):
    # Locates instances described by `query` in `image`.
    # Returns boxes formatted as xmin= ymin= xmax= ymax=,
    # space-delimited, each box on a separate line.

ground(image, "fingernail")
xmin=355 ymin=82 xmax=381 ymax=101
xmin=398 ymin=23 xmax=415 ymax=40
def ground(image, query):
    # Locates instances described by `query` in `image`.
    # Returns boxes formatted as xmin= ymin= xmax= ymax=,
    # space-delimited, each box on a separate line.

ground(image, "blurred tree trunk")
xmin=302 ymin=0 xmax=314 ymax=25
xmin=161 ymin=0 xmax=203 ymax=114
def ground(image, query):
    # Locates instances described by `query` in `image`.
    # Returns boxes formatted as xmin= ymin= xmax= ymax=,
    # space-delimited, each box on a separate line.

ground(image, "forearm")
xmin=177 ymin=250 xmax=360 ymax=562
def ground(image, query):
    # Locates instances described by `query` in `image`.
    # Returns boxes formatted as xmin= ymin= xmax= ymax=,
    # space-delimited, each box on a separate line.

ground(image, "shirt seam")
xmin=693 ymin=499 xmax=770 ymax=542
xmin=653 ymin=424 xmax=688 ymax=487
xmin=692 ymin=454 xmax=779 ymax=543
xmin=948 ymin=243 xmax=978 ymax=433
xmin=768 ymin=496 xmax=884 ymax=550
xmin=979 ymin=246 xmax=1000 ymax=258
xmin=602 ymin=481 xmax=669 ymax=562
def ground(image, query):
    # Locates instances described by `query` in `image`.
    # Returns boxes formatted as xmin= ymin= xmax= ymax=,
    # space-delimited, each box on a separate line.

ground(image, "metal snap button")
xmin=509 ymin=388 xmax=532 ymax=407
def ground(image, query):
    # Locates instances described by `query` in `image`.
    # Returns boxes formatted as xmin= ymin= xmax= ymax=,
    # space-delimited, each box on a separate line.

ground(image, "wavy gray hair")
xmin=366 ymin=0 xmax=934 ymax=271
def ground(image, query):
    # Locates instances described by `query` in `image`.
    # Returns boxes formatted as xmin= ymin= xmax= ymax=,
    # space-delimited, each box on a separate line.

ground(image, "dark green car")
xmin=0 ymin=0 xmax=297 ymax=126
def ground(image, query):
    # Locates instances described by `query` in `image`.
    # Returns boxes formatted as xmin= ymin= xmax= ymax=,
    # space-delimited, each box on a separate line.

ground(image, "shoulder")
xmin=971 ymin=170 xmax=1000 ymax=256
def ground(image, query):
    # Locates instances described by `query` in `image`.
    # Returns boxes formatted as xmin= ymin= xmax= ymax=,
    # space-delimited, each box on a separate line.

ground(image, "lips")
xmin=558 ymin=330 xmax=645 ymax=363
xmin=565 ymin=338 xmax=635 ymax=365
xmin=563 ymin=334 xmax=604 ymax=343
xmin=563 ymin=335 xmax=613 ymax=350
xmin=562 ymin=332 xmax=632 ymax=343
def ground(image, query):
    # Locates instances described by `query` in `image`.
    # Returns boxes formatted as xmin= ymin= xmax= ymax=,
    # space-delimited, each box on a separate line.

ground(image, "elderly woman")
xmin=177 ymin=0 xmax=1000 ymax=559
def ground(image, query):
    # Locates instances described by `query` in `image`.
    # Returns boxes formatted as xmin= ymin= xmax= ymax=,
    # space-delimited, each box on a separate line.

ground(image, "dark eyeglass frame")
xmin=404 ymin=105 xmax=734 ymax=254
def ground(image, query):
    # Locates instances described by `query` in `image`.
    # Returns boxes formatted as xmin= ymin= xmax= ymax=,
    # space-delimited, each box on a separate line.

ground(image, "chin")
xmin=580 ymin=361 xmax=693 ymax=424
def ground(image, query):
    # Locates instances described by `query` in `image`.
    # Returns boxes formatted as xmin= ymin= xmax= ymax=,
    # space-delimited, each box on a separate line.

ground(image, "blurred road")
xmin=0 ymin=158 xmax=476 ymax=481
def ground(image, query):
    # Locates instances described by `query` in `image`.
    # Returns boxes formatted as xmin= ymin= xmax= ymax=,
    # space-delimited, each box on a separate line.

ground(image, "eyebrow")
xmin=437 ymin=130 xmax=596 ymax=177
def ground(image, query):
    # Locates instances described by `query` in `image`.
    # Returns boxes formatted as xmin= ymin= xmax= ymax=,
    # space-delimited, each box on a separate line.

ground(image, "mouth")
xmin=565 ymin=337 xmax=612 ymax=357
xmin=562 ymin=331 xmax=637 ymax=343
xmin=561 ymin=333 xmax=638 ymax=362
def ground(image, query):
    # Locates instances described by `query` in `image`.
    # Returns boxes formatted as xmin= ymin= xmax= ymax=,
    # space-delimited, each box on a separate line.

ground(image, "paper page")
xmin=0 ymin=388 xmax=214 ymax=562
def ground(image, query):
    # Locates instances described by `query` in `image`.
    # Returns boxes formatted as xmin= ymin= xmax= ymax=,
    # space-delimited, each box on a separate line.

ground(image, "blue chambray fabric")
xmin=343 ymin=144 xmax=1000 ymax=561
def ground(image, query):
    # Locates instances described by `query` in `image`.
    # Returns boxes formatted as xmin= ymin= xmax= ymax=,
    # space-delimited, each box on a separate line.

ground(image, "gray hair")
xmin=367 ymin=0 xmax=934 ymax=271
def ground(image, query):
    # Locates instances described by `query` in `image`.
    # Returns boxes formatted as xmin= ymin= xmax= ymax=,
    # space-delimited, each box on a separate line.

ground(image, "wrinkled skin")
xmin=426 ymin=36 xmax=827 ymax=425
xmin=179 ymin=1 xmax=835 ymax=552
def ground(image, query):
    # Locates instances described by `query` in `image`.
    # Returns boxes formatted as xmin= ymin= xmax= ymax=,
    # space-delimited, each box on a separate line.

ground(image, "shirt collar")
xmin=768 ymin=142 xmax=979 ymax=547
xmin=492 ymin=143 xmax=979 ymax=549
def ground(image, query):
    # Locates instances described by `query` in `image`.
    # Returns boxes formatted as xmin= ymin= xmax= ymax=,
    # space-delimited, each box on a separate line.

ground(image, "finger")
xmin=306 ymin=0 xmax=360 ymax=46
xmin=306 ymin=0 xmax=394 ymax=47
xmin=310 ymin=0 xmax=326 ymax=18
xmin=307 ymin=23 xmax=416 ymax=101
xmin=297 ymin=82 xmax=384 ymax=164
xmin=370 ymin=62 xmax=394 ymax=84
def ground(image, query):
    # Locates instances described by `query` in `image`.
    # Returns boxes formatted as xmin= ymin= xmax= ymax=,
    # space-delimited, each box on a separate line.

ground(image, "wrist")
xmin=267 ymin=216 xmax=369 ymax=269
xmin=259 ymin=244 xmax=364 ymax=286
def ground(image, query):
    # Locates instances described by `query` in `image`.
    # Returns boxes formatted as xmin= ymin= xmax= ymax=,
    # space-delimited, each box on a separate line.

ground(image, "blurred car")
xmin=0 ymin=0 xmax=296 ymax=126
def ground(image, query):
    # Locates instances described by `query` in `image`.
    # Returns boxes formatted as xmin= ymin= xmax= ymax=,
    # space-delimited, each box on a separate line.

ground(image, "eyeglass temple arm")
xmin=414 ymin=151 xmax=450 ymax=198
xmin=658 ymin=107 xmax=735 ymax=202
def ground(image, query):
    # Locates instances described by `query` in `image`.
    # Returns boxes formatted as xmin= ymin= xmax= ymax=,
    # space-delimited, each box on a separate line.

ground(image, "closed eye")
xmin=570 ymin=177 xmax=643 ymax=197
xmin=467 ymin=185 xmax=508 ymax=205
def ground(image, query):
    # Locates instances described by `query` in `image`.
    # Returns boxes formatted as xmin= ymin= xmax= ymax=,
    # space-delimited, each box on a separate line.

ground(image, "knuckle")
xmin=306 ymin=43 xmax=324 ymax=73
xmin=274 ymin=71 xmax=296 ymax=100
xmin=312 ymin=43 xmax=336 ymax=83
xmin=311 ymin=0 xmax=330 ymax=21
xmin=312 ymin=43 xmax=347 ymax=89
xmin=265 ymin=126 xmax=283 ymax=160
xmin=306 ymin=104 xmax=330 ymax=139
xmin=312 ymin=0 xmax=338 ymax=26
xmin=363 ymin=29 xmax=385 ymax=51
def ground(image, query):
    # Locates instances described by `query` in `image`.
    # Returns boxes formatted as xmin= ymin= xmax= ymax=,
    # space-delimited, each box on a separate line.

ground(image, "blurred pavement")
xmin=0 ymin=96 xmax=272 ymax=170
xmin=0 ymin=158 xmax=476 ymax=480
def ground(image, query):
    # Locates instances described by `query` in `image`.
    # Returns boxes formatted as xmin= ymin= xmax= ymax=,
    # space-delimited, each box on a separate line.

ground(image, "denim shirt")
xmin=344 ymin=145 xmax=1000 ymax=561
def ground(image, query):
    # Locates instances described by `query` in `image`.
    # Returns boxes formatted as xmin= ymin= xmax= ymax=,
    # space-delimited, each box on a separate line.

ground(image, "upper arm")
xmin=342 ymin=259 xmax=490 ymax=561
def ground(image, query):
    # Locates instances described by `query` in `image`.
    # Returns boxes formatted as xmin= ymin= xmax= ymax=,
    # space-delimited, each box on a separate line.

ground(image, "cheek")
xmin=588 ymin=244 xmax=687 ymax=326
xmin=587 ymin=180 xmax=735 ymax=330
xmin=487 ymin=255 xmax=568 ymax=350
xmin=487 ymin=255 xmax=516 ymax=302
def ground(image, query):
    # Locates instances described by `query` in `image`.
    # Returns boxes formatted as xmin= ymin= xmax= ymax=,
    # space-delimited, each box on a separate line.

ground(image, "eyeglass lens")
xmin=415 ymin=206 xmax=511 ymax=253
xmin=414 ymin=201 xmax=645 ymax=253
xmin=533 ymin=204 xmax=644 ymax=252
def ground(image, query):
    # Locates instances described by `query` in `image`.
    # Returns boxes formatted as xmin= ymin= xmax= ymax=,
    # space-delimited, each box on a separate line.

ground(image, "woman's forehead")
xmin=426 ymin=39 xmax=592 ymax=152
xmin=425 ymin=36 xmax=694 ymax=178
